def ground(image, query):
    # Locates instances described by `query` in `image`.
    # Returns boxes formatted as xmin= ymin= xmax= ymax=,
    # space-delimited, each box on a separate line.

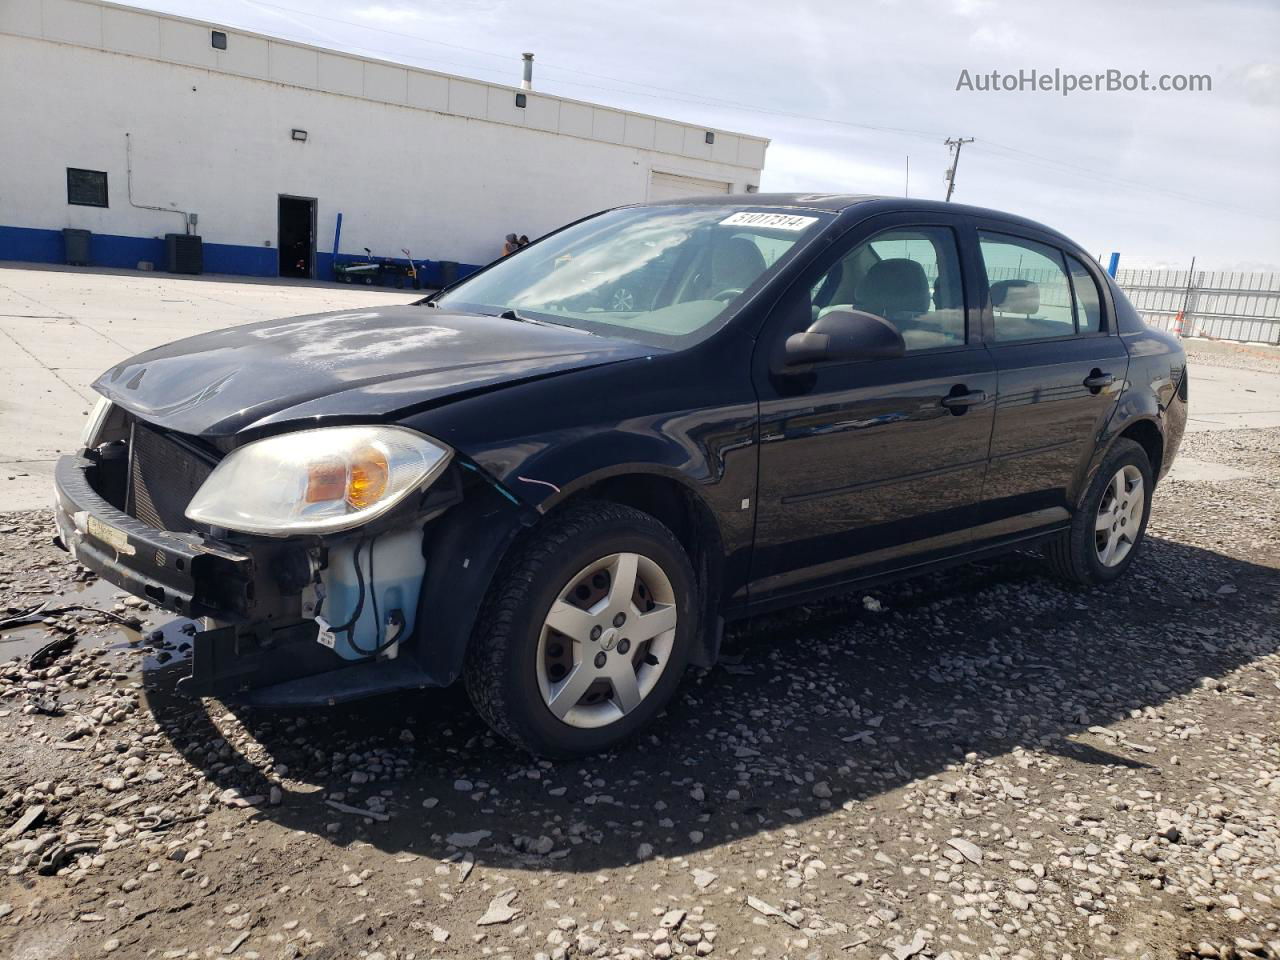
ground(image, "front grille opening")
xmin=90 ymin=441 xmax=130 ymax=510
xmin=125 ymin=421 xmax=218 ymax=533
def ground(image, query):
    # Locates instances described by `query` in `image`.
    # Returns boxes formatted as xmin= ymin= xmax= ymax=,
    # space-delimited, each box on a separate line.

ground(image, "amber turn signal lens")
xmin=305 ymin=459 xmax=347 ymax=503
xmin=347 ymin=447 xmax=390 ymax=508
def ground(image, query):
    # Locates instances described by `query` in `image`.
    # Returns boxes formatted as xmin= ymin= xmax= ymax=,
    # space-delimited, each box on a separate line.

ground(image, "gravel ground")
xmin=1183 ymin=341 xmax=1280 ymax=376
xmin=0 ymin=425 xmax=1277 ymax=959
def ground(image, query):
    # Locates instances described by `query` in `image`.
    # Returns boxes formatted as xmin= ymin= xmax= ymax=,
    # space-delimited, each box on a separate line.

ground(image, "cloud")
xmin=161 ymin=0 xmax=1280 ymax=267
xmin=1240 ymin=62 xmax=1279 ymax=106
xmin=951 ymin=0 xmax=995 ymax=16
xmin=968 ymin=23 xmax=1025 ymax=52
xmin=351 ymin=5 xmax=426 ymax=24
xmin=761 ymin=143 xmax=913 ymax=197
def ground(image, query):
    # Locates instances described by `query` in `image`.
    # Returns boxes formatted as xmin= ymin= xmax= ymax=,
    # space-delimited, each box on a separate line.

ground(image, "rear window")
xmin=1067 ymin=255 xmax=1104 ymax=333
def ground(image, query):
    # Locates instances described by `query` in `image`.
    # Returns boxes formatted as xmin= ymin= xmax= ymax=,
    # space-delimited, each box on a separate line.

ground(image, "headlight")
xmin=184 ymin=426 xmax=452 ymax=536
xmin=80 ymin=397 xmax=113 ymax=449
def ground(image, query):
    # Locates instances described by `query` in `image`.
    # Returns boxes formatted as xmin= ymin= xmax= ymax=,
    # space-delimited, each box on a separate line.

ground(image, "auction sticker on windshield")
xmin=718 ymin=212 xmax=819 ymax=231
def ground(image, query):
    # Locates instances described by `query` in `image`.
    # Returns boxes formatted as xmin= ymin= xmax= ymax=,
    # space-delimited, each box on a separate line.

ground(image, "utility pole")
xmin=943 ymin=137 xmax=974 ymax=202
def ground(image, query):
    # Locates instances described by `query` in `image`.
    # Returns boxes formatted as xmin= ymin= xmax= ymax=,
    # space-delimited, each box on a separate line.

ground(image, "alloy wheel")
xmin=1094 ymin=464 xmax=1145 ymax=567
xmin=535 ymin=552 xmax=677 ymax=729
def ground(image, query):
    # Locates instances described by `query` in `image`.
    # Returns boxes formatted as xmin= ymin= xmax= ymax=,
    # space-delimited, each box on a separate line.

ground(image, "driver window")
xmin=808 ymin=226 xmax=966 ymax=352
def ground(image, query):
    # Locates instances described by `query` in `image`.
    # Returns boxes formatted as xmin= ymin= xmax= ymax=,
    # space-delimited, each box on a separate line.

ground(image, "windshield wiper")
xmin=498 ymin=308 xmax=545 ymax=324
xmin=497 ymin=309 xmax=600 ymax=335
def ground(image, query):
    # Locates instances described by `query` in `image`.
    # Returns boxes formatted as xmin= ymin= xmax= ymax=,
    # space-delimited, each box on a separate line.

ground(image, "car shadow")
xmin=140 ymin=532 xmax=1278 ymax=871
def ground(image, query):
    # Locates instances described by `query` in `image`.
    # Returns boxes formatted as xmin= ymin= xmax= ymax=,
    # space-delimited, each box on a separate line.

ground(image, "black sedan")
xmin=54 ymin=195 xmax=1188 ymax=756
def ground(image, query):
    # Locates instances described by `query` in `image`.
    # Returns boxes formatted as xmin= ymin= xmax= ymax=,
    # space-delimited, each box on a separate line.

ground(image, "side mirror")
xmin=784 ymin=309 xmax=906 ymax=366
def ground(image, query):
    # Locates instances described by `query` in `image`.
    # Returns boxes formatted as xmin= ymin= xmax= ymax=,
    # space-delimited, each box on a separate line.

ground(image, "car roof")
xmin=642 ymin=192 xmax=1078 ymax=248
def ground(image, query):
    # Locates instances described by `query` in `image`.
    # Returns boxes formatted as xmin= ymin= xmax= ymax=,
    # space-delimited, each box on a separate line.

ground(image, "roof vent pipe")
xmin=521 ymin=52 xmax=533 ymax=90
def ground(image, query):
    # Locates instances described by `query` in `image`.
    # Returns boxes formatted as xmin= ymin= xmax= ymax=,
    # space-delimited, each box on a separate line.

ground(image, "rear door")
xmin=972 ymin=224 xmax=1128 ymax=531
xmin=749 ymin=212 xmax=996 ymax=602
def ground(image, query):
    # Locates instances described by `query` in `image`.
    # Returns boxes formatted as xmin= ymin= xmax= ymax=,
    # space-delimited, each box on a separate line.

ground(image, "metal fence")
xmin=1115 ymin=269 xmax=1280 ymax=344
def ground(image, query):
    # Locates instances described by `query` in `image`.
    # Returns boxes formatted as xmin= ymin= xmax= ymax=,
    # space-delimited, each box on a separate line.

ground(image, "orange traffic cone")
xmin=1172 ymin=310 xmax=1184 ymax=336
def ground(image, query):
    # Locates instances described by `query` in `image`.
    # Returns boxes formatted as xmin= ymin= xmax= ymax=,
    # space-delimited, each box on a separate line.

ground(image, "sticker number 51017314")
xmin=718 ymin=212 xmax=819 ymax=231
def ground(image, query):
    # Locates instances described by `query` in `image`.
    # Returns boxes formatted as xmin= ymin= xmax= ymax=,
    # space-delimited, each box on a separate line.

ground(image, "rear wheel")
xmin=465 ymin=502 xmax=696 ymax=757
xmin=1045 ymin=438 xmax=1153 ymax=585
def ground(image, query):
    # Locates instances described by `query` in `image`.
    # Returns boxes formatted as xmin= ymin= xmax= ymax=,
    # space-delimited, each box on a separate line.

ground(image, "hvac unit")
xmin=165 ymin=234 xmax=203 ymax=274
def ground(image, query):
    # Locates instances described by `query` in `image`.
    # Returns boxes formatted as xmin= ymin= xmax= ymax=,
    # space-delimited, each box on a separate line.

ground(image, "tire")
xmin=1044 ymin=438 xmax=1153 ymax=586
xmin=464 ymin=501 xmax=697 ymax=757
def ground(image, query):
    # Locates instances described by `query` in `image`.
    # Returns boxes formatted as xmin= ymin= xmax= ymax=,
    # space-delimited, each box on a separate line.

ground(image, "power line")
xmin=212 ymin=0 xmax=1267 ymax=219
xmin=969 ymin=142 xmax=1278 ymax=221
xmin=237 ymin=0 xmax=944 ymax=141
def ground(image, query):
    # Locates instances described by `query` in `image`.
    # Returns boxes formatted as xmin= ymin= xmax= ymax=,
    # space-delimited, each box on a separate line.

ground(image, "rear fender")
xmin=1073 ymin=339 xmax=1187 ymax=504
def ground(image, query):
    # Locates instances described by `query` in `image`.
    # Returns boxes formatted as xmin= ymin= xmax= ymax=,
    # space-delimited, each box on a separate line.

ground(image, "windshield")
xmin=433 ymin=205 xmax=832 ymax=347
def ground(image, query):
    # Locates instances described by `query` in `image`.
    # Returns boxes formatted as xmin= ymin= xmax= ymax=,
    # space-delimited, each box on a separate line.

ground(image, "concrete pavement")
xmin=1 ymin=262 xmax=1277 ymax=509
xmin=0 ymin=263 xmax=416 ymax=509
xmin=1183 ymin=363 xmax=1280 ymax=433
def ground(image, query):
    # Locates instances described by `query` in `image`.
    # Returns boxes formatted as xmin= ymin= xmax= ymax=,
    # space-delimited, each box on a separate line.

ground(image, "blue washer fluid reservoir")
xmin=317 ymin=529 xmax=425 ymax=660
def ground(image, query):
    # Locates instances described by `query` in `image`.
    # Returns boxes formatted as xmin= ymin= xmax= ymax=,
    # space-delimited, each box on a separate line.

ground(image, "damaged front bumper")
xmin=54 ymin=453 xmax=256 ymax=619
xmin=52 ymin=453 xmax=445 ymax=706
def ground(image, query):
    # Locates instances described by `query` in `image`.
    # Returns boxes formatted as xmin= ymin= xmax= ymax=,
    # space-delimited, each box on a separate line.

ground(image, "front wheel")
xmin=1044 ymin=438 xmax=1153 ymax=585
xmin=464 ymin=502 xmax=696 ymax=757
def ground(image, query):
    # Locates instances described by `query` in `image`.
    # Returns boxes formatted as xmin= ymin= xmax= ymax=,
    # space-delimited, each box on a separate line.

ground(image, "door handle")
xmin=940 ymin=390 xmax=987 ymax=409
xmin=1083 ymin=371 xmax=1115 ymax=391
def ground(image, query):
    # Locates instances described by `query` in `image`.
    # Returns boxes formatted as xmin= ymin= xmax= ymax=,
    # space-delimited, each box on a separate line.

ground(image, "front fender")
xmin=404 ymin=354 xmax=759 ymax=554
xmin=411 ymin=472 xmax=539 ymax=687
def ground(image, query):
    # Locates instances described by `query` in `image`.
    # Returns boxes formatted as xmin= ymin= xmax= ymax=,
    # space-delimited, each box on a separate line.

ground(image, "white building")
xmin=0 ymin=0 xmax=768 ymax=283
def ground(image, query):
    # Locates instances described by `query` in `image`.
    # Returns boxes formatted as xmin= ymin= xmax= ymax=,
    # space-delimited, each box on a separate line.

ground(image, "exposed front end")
xmin=52 ymin=401 xmax=516 ymax=706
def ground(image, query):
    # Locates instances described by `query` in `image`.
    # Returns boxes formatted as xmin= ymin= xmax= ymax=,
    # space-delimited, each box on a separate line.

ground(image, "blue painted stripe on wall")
xmin=0 ymin=224 xmax=481 ymax=284
xmin=0 ymin=225 xmax=277 ymax=276
xmin=204 ymin=243 xmax=276 ymax=276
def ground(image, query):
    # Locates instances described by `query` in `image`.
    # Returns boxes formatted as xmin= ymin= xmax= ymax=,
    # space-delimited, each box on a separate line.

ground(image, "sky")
xmin=136 ymin=0 xmax=1279 ymax=270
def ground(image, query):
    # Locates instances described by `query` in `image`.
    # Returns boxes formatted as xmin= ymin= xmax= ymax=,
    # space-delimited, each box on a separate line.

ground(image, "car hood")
xmin=93 ymin=306 xmax=654 ymax=436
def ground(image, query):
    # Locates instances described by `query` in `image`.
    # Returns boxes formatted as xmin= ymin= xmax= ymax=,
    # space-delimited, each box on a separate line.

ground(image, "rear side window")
xmin=808 ymin=226 xmax=966 ymax=352
xmin=979 ymin=233 xmax=1075 ymax=342
xmin=1067 ymin=256 xmax=1103 ymax=333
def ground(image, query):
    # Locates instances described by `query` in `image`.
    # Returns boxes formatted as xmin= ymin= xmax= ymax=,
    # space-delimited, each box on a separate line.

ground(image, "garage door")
xmin=648 ymin=171 xmax=732 ymax=202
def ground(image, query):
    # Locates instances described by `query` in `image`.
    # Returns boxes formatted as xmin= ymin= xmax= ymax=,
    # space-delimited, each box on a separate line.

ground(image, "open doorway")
xmin=278 ymin=195 xmax=316 ymax=278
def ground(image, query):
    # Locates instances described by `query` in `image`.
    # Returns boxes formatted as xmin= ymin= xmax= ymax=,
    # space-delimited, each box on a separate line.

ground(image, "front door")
xmin=972 ymin=227 xmax=1128 ymax=530
xmin=749 ymin=215 xmax=996 ymax=603
xmin=278 ymin=195 xmax=316 ymax=279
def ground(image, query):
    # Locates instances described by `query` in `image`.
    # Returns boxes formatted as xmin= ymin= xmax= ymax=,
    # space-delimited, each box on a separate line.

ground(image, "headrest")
xmin=712 ymin=236 xmax=769 ymax=289
xmin=856 ymin=259 xmax=929 ymax=317
xmin=933 ymin=273 xmax=961 ymax=310
xmin=990 ymin=279 xmax=1040 ymax=314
